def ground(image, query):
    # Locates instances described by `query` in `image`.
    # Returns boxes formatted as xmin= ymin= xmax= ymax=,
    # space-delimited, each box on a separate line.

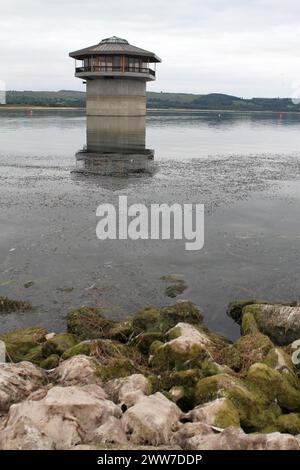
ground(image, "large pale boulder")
xmin=185 ymin=398 xmax=240 ymax=428
xmin=105 ymin=374 xmax=151 ymax=407
xmin=0 ymin=361 xmax=46 ymax=413
xmin=0 ymin=419 xmax=55 ymax=450
xmin=49 ymin=355 xmax=101 ymax=386
xmin=171 ymin=422 xmax=214 ymax=448
xmin=122 ymin=392 xmax=181 ymax=445
xmin=0 ymin=384 xmax=121 ymax=450
xmin=186 ymin=426 xmax=300 ymax=450
xmin=88 ymin=416 xmax=128 ymax=445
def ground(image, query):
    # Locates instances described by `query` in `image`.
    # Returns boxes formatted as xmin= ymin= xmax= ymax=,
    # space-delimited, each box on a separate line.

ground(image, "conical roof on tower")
xmin=69 ymin=36 xmax=161 ymax=62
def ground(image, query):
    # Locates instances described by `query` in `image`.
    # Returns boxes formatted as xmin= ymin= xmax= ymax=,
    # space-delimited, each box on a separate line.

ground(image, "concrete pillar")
xmin=86 ymin=79 xmax=146 ymax=117
xmin=86 ymin=116 xmax=146 ymax=151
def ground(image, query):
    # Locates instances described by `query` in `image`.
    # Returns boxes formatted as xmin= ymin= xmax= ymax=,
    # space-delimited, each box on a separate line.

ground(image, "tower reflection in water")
xmin=75 ymin=116 xmax=155 ymax=176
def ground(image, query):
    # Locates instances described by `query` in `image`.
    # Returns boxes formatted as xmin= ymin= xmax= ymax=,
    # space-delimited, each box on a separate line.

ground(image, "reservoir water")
xmin=1 ymin=109 xmax=300 ymax=340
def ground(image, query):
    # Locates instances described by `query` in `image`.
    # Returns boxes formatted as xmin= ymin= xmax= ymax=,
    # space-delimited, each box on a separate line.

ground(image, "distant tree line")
xmin=5 ymin=90 xmax=86 ymax=107
xmin=3 ymin=90 xmax=300 ymax=112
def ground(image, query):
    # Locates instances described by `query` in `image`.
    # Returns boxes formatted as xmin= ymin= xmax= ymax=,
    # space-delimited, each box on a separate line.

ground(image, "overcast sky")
xmin=1 ymin=0 xmax=300 ymax=97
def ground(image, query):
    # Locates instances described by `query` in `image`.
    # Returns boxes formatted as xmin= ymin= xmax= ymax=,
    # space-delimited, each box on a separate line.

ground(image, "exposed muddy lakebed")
xmin=1 ymin=109 xmax=300 ymax=340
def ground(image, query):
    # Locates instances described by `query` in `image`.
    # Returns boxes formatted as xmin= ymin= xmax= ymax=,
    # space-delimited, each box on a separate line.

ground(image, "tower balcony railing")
xmin=76 ymin=65 xmax=155 ymax=77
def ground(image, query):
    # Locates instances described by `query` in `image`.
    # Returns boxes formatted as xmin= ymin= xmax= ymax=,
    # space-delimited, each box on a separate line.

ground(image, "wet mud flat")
xmin=1 ymin=149 xmax=300 ymax=340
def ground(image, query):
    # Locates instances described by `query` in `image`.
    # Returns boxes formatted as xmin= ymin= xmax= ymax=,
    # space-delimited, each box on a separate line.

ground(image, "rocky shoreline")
xmin=0 ymin=296 xmax=300 ymax=450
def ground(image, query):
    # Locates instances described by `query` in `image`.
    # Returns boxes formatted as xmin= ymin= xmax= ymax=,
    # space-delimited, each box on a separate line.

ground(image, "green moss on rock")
xmin=132 ymin=332 xmax=164 ymax=355
xmin=40 ymin=354 xmax=60 ymax=369
xmin=195 ymin=373 xmax=274 ymax=430
xmin=276 ymin=413 xmax=300 ymax=435
xmin=151 ymin=340 xmax=208 ymax=371
xmin=234 ymin=332 xmax=274 ymax=370
xmin=62 ymin=340 xmax=92 ymax=360
xmin=132 ymin=306 xmax=162 ymax=333
xmin=214 ymin=399 xmax=241 ymax=428
xmin=241 ymin=312 xmax=259 ymax=335
xmin=97 ymin=358 xmax=136 ymax=381
xmin=219 ymin=345 xmax=243 ymax=371
xmin=41 ymin=333 xmax=79 ymax=357
xmin=160 ymin=302 xmax=203 ymax=330
xmin=165 ymin=281 xmax=187 ymax=298
xmin=0 ymin=327 xmax=47 ymax=362
xmin=108 ymin=320 xmax=134 ymax=343
xmin=227 ymin=299 xmax=266 ymax=323
xmin=243 ymin=304 xmax=300 ymax=346
xmin=200 ymin=359 xmax=226 ymax=377
xmin=67 ymin=306 xmax=114 ymax=340
xmin=23 ymin=345 xmax=44 ymax=364
xmin=246 ymin=363 xmax=300 ymax=411
xmin=163 ymin=368 xmax=202 ymax=390
xmin=132 ymin=301 xmax=203 ymax=335
xmin=264 ymin=347 xmax=300 ymax=389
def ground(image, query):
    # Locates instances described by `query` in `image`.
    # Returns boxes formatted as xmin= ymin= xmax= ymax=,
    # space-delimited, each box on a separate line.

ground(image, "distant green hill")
xmin=3 ymin=90 xmax=300 ymax=112
xmin=5 ymin=90 xmax=86 ymax=107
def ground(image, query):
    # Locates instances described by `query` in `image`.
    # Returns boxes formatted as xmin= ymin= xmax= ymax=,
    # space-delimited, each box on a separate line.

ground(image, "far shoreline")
xmin=1 ymin=105 xmax=300 ymax=114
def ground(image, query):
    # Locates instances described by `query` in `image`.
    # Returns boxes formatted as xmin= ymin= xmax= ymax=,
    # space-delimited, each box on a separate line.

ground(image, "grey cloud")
xmin=1 ymin=0 xmax=300 ymax=96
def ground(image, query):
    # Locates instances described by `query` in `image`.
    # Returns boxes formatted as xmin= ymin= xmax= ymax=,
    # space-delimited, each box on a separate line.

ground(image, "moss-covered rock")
xmin=276 ymin=413 xmax=300 ymax=435
xmin=264 ymin=347 xmax=300 ymax=389
xmin=243 ymin=304 xmax=300 ymax=346
xmin=23 ymin=345 xmax=44 ymax=364
xmin=167 ymin=385 xmax=186 ymax=403
xmin=264 ymin=347 xmax=294 ymax=371
xmin=1 ymin=327 xmax=47 ymax=344
xmin=246 ymin=363 xmax=300 ymax=411
xmin=159 ymin=368 xmax=201 ymax=392
xmin=165 ymin=281 xmax=187 ymax=298
xmin=200 ymin=358 xmax=233 ymax=377
xmin=227 ymin=299 xmax=266 ymax=323
xmin=151 ymin=322 xmax=230 ymax=372
xmin=213 ymin=399 xmax=240 ymax=428
xmin=41 ymin=333 xmax=79 ymax=357
xmin=132 ymin=306 xmax=162 ymax=333
xmin=40 ymin=354 xmax=60 ymax=369
xmin=108 ymin=320 xmax=134 ymax=343
xmin=62 ymin=340 xmax=92 ymax=360
xmin=132 ymin=301 xmax=203 ymax=335
xmin=132 ymin=332 xmax=164 ymax=355
xmin=0 ymin=327 xmax=47 ymax=362
xmin=86 ymin=338 xmax=145 ymax=382
xmin=67 ymin=306 xmax=115 ymax=340
xmin=195 ymin=373 xmax=277 ymax=431
xmin=0 ymin=296 xmax=32 ymax=313
xmin=159 ymin=301 xmax=203 ymax=330
xmin=89 ymin=338 xmax=135 ymax=360
xmin=241 ymin=312 xmax=259 ymax=335
xmin=97 ymin=358 xmax=136 ymax=381
xmin=186 ymin=397 xmax=240 ymax=429
xmin=234 ymin=332 xmax=274 ymax=370
xmin=219 ymin=345 xmax=243 ymax=371
xmin=159 ymin=368 xmax=202 ymax=410
xmin=160 ymin=276 xmax=187 ymax=298
xmin=151 ymin=323 xmax=214 ymax=371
